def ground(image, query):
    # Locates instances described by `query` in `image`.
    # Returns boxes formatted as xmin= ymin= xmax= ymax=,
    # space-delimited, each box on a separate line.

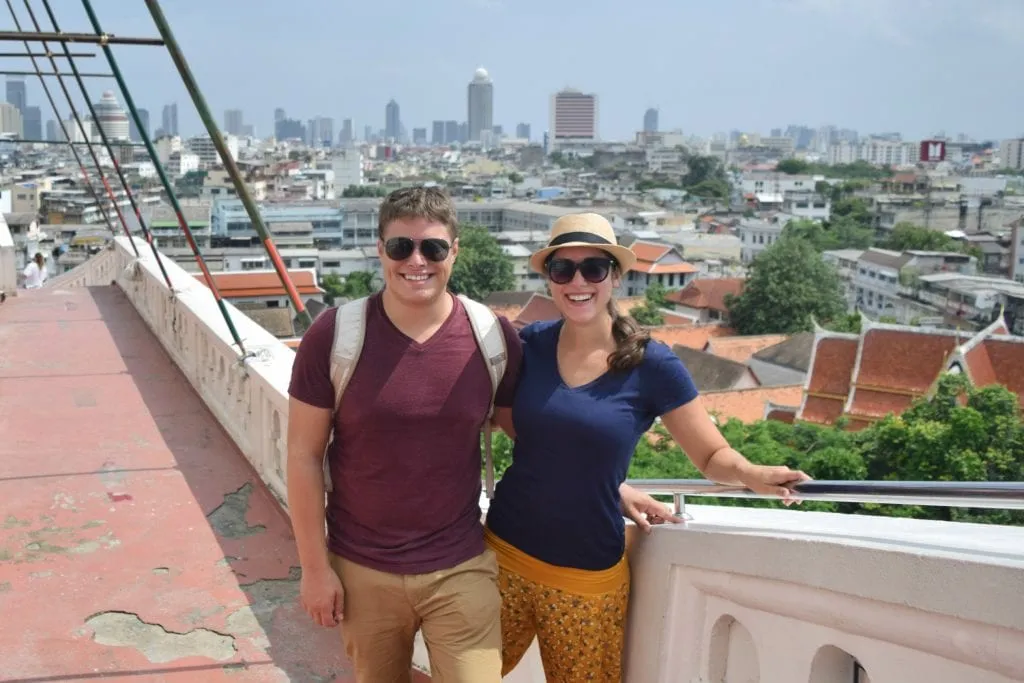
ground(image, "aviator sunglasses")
xmin=545 ymin=256 xmax=615 ymax=285
xmin=383 ymin=236 xmax=451 ymax=262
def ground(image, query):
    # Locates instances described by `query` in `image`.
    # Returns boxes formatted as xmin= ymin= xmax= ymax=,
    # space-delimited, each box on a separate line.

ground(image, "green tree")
xmin=320 ymin=273 xmax=344 ymax=305
xmin=449 ymin=224 xmax=515 ymax=302
xmin=882 ymin=222 xmax=960 ymax=252
xmin=320 ymin=271 xmax=378 ymax=305
xmin=630 ymin=282 xmax=668 ymax=326
xmin=726 ymin=237 xmax=847 ymax=335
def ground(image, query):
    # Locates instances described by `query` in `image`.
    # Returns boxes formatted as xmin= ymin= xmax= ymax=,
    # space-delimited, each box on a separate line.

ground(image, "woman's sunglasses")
xmin=383 ymin=237 xmax=451 ymax=262
xmin=546 ymin=257 xmax=615 ymax=285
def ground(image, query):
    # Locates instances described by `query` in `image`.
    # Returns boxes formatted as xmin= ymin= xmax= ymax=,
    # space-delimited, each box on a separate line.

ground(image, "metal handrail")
xmin=625 ymin=479 xmax=1024 ymax=514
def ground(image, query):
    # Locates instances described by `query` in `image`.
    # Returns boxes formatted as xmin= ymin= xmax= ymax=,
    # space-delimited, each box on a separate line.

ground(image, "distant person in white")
xmin=22 ymin=253 xmax=47 ymax=289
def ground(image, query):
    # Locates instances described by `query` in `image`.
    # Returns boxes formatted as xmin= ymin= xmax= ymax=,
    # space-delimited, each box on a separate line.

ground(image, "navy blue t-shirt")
xmin=485 ymin=319 xmax=699 ymax=571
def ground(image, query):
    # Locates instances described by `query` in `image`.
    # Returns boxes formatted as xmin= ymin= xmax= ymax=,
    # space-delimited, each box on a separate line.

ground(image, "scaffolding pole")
xmin=35 ymin=0 xmax=172 ymax=289
xmin=0 ymin=30 xmax=163 ymax=45
xmin=79 ymin=0 xmax=249 ymax=355
xmin=0 ymin=50 xmax=95 ymax=57
xmin=2 ymin=0 xmax=118 ymax=240
xmin=4 ymin=0 xmax=137 ymax=255
xmin=0 ymin=68 xmax=111 ymax=77
xmin=142 ymin=0 xmax=312 ymax=332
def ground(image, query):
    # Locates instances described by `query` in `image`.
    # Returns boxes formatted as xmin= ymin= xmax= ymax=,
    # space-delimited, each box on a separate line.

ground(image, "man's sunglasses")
xmin=546 ymin=257 xmax=615 ymax=285
xmin=383 ymin=237 xmax=451 ymax=262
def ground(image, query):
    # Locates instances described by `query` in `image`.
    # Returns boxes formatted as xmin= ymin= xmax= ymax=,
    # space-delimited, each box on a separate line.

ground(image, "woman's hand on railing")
xmin=620 ymin=483 xmax=685 ymax=533
xmin=737 ymin=464 xmax=812 ymax=506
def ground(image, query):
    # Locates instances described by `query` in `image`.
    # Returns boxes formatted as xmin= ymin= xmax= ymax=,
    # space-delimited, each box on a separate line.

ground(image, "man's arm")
xmin=287 ymin=396 xmax=333 ymax=574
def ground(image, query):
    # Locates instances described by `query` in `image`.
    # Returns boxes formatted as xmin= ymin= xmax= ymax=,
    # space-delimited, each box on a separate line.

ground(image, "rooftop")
xmin=2 ymin=239 xmax=1023 ymax=683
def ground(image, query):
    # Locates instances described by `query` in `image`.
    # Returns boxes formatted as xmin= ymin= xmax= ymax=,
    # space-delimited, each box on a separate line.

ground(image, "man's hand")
xmin=739 ymin=464 xmax=810 ymax=506
xmin=620 ymin=483 xmax=684 ymax=534
xmin=300 ymin=566 xmax=345 ymax=628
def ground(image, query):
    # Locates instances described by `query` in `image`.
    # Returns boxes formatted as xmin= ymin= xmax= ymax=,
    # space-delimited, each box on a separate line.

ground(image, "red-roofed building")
xmin=623 ymin=240 xmax=698 ymax=297
xmin=193 ymin=269 xmax=324 ymax=308
xmin=794 ymin=315 xmax=1024 ymax=430
xmin=665 ymin=278 xmax=745 ymax=323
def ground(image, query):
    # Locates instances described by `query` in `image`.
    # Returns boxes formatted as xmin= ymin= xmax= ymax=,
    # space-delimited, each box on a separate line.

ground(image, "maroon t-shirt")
xmin=288 ymin=292 xmax=522 ymax=574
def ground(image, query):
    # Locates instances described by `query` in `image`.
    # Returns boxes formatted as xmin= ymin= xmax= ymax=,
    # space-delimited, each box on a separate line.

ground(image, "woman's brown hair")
xmin=606 ymin=276 xmax=651 ymax=371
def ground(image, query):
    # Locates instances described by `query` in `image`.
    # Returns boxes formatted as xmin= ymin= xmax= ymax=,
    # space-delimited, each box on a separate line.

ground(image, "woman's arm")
xmin=660 ymin=396 xmax=809 ymax=501
xmin=492 ymin=406 xmax=515 ymax=439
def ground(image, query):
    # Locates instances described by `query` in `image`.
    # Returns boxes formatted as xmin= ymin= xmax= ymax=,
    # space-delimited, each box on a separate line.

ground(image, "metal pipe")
xmin=142 ymin=0 xmax=312 ymax=332
xmin=626 ymin=479 xmax=1024 ymax=514
xmin=5 ymin=138 xmax=144 ymax=146
xmin=4 ymin=0 xmax=137 ymax=256
xmin=79 ymin=0 xmax=248 ymax=355
xmin=0 ymin=50 xmax=95 ymax=57
xmin=0 ymin=68 xmax=110 ymax=77
xmin=1 ymin=0 xmax=118 ymax=240
xmin=36 ymin=0 xmax=172 ymax=289
xmin=0 ymin=30 xmax=163 ymax=45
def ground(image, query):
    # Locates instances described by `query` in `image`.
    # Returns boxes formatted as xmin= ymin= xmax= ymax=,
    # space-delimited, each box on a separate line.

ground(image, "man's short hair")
xmin=378 ymin=186 xmax=458 ymax=240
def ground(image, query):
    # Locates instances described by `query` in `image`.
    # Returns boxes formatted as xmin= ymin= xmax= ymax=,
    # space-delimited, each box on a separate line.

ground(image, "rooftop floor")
xmin=0 ymin=286 xmax=402 ymax=681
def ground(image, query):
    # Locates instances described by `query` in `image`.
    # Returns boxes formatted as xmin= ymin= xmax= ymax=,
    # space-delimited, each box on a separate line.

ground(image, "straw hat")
xmin=529 ymin=213 xmax=636 ymax=275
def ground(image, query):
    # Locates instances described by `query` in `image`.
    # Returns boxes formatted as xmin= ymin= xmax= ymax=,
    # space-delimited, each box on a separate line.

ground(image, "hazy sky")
xmin=7 ymin=0 xmax=1024 ymax=141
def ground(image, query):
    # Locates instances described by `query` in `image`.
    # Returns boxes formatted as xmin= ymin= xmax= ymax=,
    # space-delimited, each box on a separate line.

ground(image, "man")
xmin=22 ymin=252 xmax=47 ymax=289
xmin=287 ymin=186 xmax=522 ymax=682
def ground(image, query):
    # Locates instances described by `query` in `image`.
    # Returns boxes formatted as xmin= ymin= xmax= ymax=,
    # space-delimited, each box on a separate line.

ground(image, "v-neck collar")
xmin=377 ymin=291 xmax=459 ymax=350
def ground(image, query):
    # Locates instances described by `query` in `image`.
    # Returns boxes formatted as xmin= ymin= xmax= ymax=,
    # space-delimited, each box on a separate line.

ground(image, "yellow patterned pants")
xmin=488 ymin=530 xmax=631 ymax=682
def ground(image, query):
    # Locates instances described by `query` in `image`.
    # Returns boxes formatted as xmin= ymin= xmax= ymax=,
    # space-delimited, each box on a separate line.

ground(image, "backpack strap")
xmin=457 ymin=294 xmax=508 ymax=499
xmin=324 ymin=296 xmax=371 ymax=494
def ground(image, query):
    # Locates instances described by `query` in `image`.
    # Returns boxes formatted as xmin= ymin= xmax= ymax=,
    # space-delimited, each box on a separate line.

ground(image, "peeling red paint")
xmin=0 ymin=288 xmax=433 ymax=681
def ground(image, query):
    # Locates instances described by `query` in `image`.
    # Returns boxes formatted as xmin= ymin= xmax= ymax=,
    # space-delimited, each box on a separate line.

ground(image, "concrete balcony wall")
xmin=55 ymin=239 xmax=1024 ymax=683
xmin=0 ymin=213 xmax=16 ymax=295
xmin=626 ymin=506 xmax=1024 ymax=683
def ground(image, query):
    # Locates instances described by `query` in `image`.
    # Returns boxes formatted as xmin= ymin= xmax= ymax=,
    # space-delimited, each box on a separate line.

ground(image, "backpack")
xmin=322 ymin=293 xmax=508 ymax=499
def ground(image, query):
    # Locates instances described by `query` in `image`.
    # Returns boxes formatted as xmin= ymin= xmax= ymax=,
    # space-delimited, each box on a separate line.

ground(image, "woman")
xmin=485 ymin=212 xmax=808 ymax=682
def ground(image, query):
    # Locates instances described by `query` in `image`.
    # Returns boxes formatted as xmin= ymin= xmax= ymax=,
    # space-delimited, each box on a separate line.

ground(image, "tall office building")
xmin=643 ymin=107 xmax=658 ymax=133
xmin=94 ymin=90 xmax=129 ymax=140
xmin=516 ymin=123 xmax=531 ymax=140
xmin=467 ymin=67 xmax=493 ymax=142
xmin=224 ymin=109 xmax=244 ymax=136
xmin=23 ymin=106 xmax=41 ymax=140
xmin=340 ymin=118 xmax=353 ymax=145
xmin=6 ymin=78 xmax=25 ymax=114
xmin=162 ymin=103 xmax=178 ymax=136
xmin=129 ymin=108 xmax=150 ymax=142
xmin=384 ymin=99 xmax=400 ymax=141
xmin=550 ymin=88 xmax=597 ymax=147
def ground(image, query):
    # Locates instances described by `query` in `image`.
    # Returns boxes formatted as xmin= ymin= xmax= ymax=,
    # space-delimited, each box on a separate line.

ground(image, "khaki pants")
xmin=329 ymin=549 xmax=503 ymax=683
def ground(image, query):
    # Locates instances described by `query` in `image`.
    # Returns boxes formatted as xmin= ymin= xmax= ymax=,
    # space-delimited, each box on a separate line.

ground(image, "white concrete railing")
xmin=0 ymin=212 xmax=16 ymax=297
xmin=625 ymin=507 xmax=1024 ymax=683
xmin=58 ymin=239 xmax=1024 ymax=683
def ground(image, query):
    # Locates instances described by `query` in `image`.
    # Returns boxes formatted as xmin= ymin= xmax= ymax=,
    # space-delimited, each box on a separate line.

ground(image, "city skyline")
xmin=0 ymin=0 xmax=1021 ymax=142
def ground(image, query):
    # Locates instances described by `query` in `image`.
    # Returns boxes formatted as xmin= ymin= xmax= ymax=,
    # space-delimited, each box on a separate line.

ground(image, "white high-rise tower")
xmin=467 ymin=67 xmax=493 ymax=143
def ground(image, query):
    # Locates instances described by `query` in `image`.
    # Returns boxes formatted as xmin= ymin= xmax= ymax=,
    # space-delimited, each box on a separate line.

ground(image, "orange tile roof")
xmin=702 ymin=385 xmax=804 ymax=423
xmin=846 ymin=388 xmax=915 ymax=421
xmin=703 ymin=334 xmax=790 ymax=364
xmin=488 ymin=304 xmax=524 ymax=322
xmin=631 ymin=261 xmax=700 ymax=275
xmin=799 ymin=395 xmax=847 ymax=425
xmin=650 ymin=324 xmax=735 ymax=350
xmin=967 ymin=337 xmax=1024 ymax=400
xmin=194 ymin=270 xmax=322 ymax=299
xmin=666 ymin=278 xmax=745 ymax=313
xmin=630 ymin=241 xmax=672 ymax=263
xmin=855 ymin=328 xmax=958 ymax=393
xmin=514 ymin=293 xmax=561 ymax=326
xmin=806 ymin=337 xmax=859 ymax=397
xmin=765 ymin=405 xmax=797 ymax=423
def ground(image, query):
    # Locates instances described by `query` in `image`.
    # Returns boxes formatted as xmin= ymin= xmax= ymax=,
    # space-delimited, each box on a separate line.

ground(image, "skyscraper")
xmin=467 ymin=67 xmax=493 ymax=142
xmin=94 ymin=90 xmax=129 ymax=140
xmin=550 ymin=88 xmax=597 ymax=148
xmin=643 ymin=107 xmax=658 ymax=133
xmin=162 ymin=103 xmax=178 ymax=136
xmin=5 ymin=78 xmax=25 ymax=114
xmin=224 ymin=109 xmax=244 ymax=136
xmin=385 ymin=99 xmax=400 ymax=141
